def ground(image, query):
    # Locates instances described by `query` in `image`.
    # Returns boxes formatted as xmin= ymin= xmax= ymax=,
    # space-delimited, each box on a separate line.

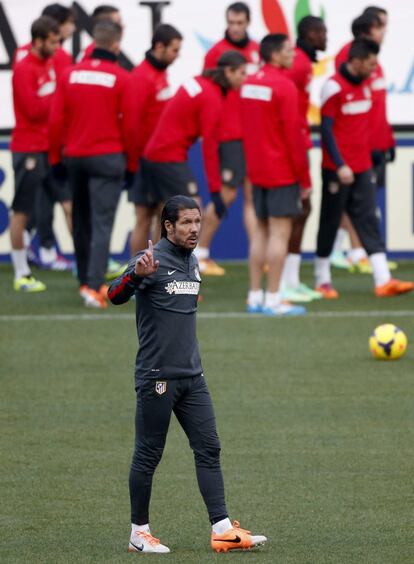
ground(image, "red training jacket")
xmin=203 ymin=36 xmax=260 ymax=142
xmin=10 ymin=52 xmax=56 ymax=152
xmin=128 ymin=57 xmax=172 ymax=167
xmin=284 ymin=46 xmax=313 ymax=148
xmin=144 ymin=76 xmax=224 ymax=193
xmin=335 ymin=41 xmax=394 ymax=152
xmin=49 ymin=54 xmax=135 ymax=169
xmin=321 ymin=71 xmax=373 ymax=172
xmin=240 ymin=64 xmax=310 ymax=189
xmin=13 ymin=42 xmax=73 ymax=78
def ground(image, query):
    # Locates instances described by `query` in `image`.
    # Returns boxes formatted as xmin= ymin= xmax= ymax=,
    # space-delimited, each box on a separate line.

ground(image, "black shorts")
xmin=253 ymin=184 xmax=302 ymax=219
xmin=141 ymin=158 xmax=199 ymax=204
xmin=127 ymin=166 xmax=156 ymax=207
xmin=219 ymin=140 xmax=245 ymax=188
xmin=12 ymin=152 xmax=71 ymax=214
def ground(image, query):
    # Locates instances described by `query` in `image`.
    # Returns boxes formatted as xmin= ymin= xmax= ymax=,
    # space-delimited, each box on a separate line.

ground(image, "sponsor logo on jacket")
xmin=165 ymin=280 xmax=200 ymax=295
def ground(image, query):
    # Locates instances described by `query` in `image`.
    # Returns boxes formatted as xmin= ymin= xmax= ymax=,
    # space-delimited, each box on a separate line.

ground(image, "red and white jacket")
xmin=49 ymin=51 xmax=135 ymax=169
xmin=240 ymin=64 xmax=310 ymax=189
xmin=144 ymin=76 xmax=224 ymax=193
xmin=203 ymin=35 xmax=260 ymax=142
xmin=335 ymin=41 xmax=394 ymax=151
xmin=10 ymin=51 xmax=56 ymax=152
xmin=128 ymin=53 xmax=172 ymax=167
xmin=321 ymin=70 xmax=373 ymax=173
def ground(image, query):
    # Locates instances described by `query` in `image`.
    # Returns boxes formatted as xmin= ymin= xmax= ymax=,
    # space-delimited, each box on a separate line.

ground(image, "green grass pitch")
xmin=1 ymin=262 xmax=414 ymax=563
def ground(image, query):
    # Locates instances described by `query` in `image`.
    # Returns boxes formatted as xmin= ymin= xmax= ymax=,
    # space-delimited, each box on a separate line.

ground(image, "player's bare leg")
xmin=249 ymin=219 xmax=267 ymax=280
xmin=130 ymin=205 xmax=153 ymax=255
xmin=10 ymin=212 xmax=46 ymax=291
xmin=242 ymin=178 xmax=257 ymax=242
xmin=266 ymin=216 xmax=292 ymax=293
xmin=262 ymin=217 xmax=305 ymax=316
xmin=61 ymin=199 xmax=73 ymax=234
xmin=281 ymin=197 xmax=321 ymax=302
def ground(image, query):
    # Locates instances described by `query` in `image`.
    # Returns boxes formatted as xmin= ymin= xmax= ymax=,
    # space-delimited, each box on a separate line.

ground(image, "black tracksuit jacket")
xmin=108 ymin=237 xmax=203 ymax=382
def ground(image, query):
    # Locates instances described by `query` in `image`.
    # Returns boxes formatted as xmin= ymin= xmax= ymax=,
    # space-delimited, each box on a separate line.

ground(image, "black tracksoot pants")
xmin=317 ymin=168 xmax=385 ymax=258
xmin=129 ymin=374 xmax=228 ymax=525
xmin=66 ymin=154 xmax=124 ymax=290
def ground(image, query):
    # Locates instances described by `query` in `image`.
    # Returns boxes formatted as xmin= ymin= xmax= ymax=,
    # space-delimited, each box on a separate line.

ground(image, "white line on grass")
xmin=0 ymin=310 xmax=413 ymax=322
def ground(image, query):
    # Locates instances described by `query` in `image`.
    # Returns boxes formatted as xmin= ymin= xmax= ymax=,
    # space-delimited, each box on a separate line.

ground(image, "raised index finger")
xmin=148 ymin=239 xmax=153 ymax=255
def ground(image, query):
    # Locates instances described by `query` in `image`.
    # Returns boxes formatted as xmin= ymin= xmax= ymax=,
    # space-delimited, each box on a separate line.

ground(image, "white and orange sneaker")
xmin=211 ymin=520 xmax=267 ymax=553
xmin=128 ymin=530 xmax=170 ymax=553
xmin=82 ymin=287 xmax=108 ymax=309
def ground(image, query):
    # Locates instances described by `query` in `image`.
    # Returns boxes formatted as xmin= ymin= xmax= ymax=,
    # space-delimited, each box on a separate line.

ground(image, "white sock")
xmin=212 ymin=517 xmax=232 ymax=534
xmin=194 ymin=247 xmax=209 ymax=261
xmin=131 ymin=523 xmax=150 ymax=535
xmin=332 ymin=228 xmax=348 ymax=253
xmin=369 ymin=252 xmax=391 ymax=287
xmin=11 ymin=249 xmax=31 ymax=279
xmin=23 ymin=230 xmax=31 ymax=249
xmin=281 ymin=253 xmax=301 ymax=288
xmin=247 ymin=289 xmax=264 ymax=307
xmin=264 ymin=291 xmax=282 ymax=308
xmin=39 ymin=246 xmax=57 ymax=264
xmin=348 ymin=247 xmax=367 ymax=264
xmin=315 ymin=257 xmax=331 ymax=286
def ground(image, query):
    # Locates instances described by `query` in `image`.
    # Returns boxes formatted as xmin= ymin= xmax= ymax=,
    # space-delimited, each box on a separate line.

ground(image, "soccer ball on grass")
xmin=369 ymin=324 xmax=407 ymax=360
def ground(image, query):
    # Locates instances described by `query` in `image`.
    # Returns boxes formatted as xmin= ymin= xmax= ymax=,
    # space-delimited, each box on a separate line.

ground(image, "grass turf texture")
xmin=1 ymin=262 xmax=414 ymax=563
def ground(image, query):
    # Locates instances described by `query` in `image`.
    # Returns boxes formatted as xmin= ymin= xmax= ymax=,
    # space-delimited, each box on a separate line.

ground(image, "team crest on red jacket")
xmin=155 ymin=381 xmax=167 ymax=395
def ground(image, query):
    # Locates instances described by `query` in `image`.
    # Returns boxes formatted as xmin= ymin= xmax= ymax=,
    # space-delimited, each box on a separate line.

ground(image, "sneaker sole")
xmin=213 ymin=540 xmax=267 ymax=553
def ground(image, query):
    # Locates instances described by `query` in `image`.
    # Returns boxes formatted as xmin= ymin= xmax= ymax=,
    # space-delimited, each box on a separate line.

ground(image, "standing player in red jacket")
xmin=331 ymin=10 xmax=396 ymax=273
xmin=280 ymin=15 xmax=327 ymax=304
xmin=195 ymin=2 xmax=260 ymax=276
xmin=241 ymin=34 xmax=310 ymax=316
xmin=128 ymin=24 xmax=182 ymax=256
xmin=49 ymin=21 xmax=135 ymax=308
xmin=13 ymin=3 xmax=75 ymax=272
xmin=315 ymin=39 xmax=413 ymax=298
xmin=142 ymin=51 xmax=247 ymax=218
xmin=9 ymin=16 xmax=60 ymax=292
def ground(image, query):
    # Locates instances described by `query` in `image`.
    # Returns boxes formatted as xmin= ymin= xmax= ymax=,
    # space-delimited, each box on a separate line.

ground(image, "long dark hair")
xmin=202 ymin=50 xmax=246 ymax=91
xmin=160 ymin=196 xmax=200 ymax=238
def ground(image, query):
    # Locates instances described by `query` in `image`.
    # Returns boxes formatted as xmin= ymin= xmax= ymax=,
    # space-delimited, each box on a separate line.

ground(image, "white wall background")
xmin=0 ymin=0 xmax=413 ymax=128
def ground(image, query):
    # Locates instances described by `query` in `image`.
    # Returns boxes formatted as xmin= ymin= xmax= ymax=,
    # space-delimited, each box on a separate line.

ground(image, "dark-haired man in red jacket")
xmin=142 ymin=50 xmax=247 ymax=222
xmin=128 ymin=24 xmax=182 ymax=256
xmin=196 ymin=2 xmax=260 ymax=276
xmin=13 ymin=4 xmax=75 ymax=271
xmin=241 ymin=33 xmax=310 ymax=316
xmin=9 ymin=16 xmax=60 ymax=292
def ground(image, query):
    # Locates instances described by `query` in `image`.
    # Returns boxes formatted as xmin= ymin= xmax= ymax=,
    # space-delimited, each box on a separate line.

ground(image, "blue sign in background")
xmin=0 ymin=137 xmax=414 ymax=261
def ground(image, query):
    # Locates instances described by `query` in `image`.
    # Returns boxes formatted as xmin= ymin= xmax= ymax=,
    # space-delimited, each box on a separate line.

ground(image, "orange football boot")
xmin=375 ymin=278 xmax=414 ymax=297
xmin=211 ymin=521 xmax=267 ymax=553
xmin=99 ymin=284 xmax=109 ymax=299
xmin=315 ymin=283 xmax=339 ymax=299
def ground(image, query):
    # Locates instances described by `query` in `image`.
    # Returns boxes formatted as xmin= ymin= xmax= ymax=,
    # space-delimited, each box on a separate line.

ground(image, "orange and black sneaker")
xmin=315 ymin=283 xmax=339 ymax=299
xmin=211 ymin=521 xmax=267 ymax=553
xmin=375 ymin=278 xmax=414 ymax=297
